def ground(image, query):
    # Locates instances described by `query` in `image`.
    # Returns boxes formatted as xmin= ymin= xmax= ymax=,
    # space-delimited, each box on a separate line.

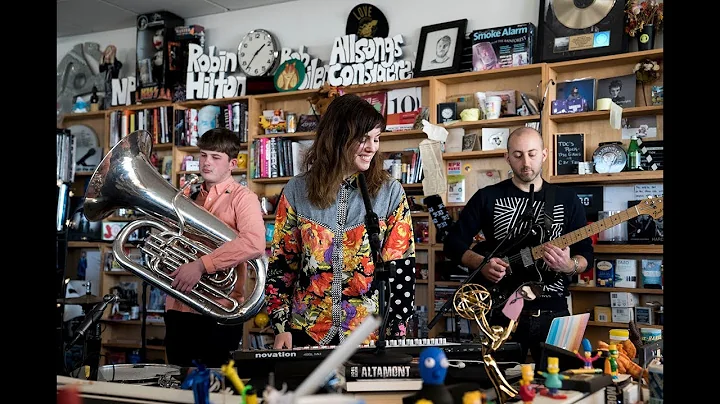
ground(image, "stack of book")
xmin=338 ymin=360 xmax=422 ymax=392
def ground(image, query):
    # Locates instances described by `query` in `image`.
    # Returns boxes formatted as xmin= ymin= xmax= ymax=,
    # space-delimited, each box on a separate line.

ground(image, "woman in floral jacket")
xmin=265 ymin=94 xmax=416 ymax=348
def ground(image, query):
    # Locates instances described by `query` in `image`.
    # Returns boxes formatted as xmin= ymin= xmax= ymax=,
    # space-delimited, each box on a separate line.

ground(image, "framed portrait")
xmin=556 ymin=78 xmax=596 ymax=111
xmin=414 ymin=19 xmax=467 ymax=77
xmin=597 ymin=74 xmax=636 ymax=108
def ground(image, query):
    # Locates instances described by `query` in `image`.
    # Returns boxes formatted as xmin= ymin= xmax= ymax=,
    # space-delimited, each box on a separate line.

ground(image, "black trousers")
xmin=490 ymin=308 xmax=570 ymax=365
xmin=164 ymin=310 xmax=244 ymax=368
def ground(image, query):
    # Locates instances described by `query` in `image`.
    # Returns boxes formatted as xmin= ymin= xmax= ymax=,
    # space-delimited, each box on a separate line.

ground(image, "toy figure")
xmin=605 ymin=344 xmax=619 ymax=380
xmin=181 ymin=362 xmax=215 ymax=404
xmin=402 ymin=347 xmax=453 ymax=404
xmin=99 ymin=45 xmax=122 ymax=109
xmin=518 ymin=364 xmax=536 ymax=403
xmin=221 ymin=360 xmax=255 ymax=403
xmin=152 ymin=28 xmax=165 ymax=85
xmin=572 ymin=338 xmax=602 ymax=374
xmin=537 ymin=357 xmax=569 ymax=399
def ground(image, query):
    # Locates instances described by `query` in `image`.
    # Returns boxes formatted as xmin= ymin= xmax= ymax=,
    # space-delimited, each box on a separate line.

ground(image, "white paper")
xmin=609 ymin=102 xmax=623 ymax=129
xmin=421 ymin=119 xmax=448 ymax=142
xmin=419 ymin=139 xmax=447 ymax=196
xmin=445 ymin=128 xmax=465 ymax=153
xmin=634 ymin=184 xmax=664 ymax=199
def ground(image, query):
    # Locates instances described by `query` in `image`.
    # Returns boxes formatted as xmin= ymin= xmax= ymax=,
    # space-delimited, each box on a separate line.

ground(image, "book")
xmin=343 ymin=378 xmax=422 ymax=392
xmin=340 ymin=361 xmax=420 ymax=381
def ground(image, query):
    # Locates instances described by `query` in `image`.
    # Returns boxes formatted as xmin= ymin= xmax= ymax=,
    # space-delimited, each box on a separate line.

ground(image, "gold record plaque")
xmin=554 ymin=0 xmax=615 ymax=29
xmin=537 ymin=0 xmax=627 ymax=62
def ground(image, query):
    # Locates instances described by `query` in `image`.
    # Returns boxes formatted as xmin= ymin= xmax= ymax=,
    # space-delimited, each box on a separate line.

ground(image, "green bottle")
xmin=626 ymin=135 xmax=641 ymax=171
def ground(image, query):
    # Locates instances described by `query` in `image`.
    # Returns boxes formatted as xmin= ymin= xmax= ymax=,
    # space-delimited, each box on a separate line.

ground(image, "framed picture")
xmin=556 ymin=78 xmax=596 ymax=111
xmin=414 ymin=19 xmax=467 ymax=77
xmin=597 ymin=74 xmax=636 ymax=108
xmin=537 ymin=0 xmax=628 ymax=63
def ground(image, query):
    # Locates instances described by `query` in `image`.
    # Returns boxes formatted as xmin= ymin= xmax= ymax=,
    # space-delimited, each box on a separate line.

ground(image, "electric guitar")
xmin=472 ymin=196 xmax=663 ymax=310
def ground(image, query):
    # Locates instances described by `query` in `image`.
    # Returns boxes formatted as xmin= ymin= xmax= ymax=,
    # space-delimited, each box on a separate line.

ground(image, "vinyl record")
xmin=554 ymin=0 xmax=615 ymax=29
xmin=346 ymin=3 xmax=389 ymax=39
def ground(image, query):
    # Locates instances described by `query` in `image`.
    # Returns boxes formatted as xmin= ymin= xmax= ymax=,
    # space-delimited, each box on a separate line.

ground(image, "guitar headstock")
xmin=635 ymin=196 xmax=664 ymax=219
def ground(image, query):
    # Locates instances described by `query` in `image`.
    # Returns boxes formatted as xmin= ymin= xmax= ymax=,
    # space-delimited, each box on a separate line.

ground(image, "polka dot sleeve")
xmin=381 ymin=191 xmax=416 ymax=338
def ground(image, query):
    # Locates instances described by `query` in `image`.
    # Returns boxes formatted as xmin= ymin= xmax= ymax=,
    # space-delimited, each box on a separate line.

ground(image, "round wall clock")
xmin=238 ymin=29 xmax=279 ymax=77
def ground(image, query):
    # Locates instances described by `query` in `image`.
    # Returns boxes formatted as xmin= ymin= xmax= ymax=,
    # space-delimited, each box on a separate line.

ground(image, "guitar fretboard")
xmin=530 ymin=208 xmax=640 ymax=260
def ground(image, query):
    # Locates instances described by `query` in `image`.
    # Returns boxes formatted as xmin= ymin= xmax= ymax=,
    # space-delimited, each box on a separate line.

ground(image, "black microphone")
xmin=67 ymin=294 xmax=118 ymax=348
xmin=358 ymin=173 xmax=381 ymax=259
xmin=76 ymin=148 xmax=97 ymax=166
xmin=523 ymin=183 xmax=535 ymax=222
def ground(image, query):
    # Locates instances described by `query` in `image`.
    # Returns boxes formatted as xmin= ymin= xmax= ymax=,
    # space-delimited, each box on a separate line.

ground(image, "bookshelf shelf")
xmin=255 ymin=131 xmax=316 ymax=140
xmin=443 ymin=150 xmax=507 ymax=160
xmin=569 ymin=286 xmax=663 ymax=295
xmin=548 ymin=106 xmax=663 ymax=123
xmin=547 ymin=171 xmax=663 ymax=185
xmin=587 ymin=321 xmax=662 ymax=330
xmin=442 ymin=115 xmax=540 ymax=131
xmin=253 ymin=176 xmax=293 ymax=184
xmin=381 ymin=129 xmax=427 ymax=140
xmin=593 ymin=244 xmax=663 ymax=254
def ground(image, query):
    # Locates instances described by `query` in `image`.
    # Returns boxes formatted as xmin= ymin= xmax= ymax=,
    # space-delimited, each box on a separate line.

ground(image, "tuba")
xmin=83 ymin=130 xmax=267 ymax=325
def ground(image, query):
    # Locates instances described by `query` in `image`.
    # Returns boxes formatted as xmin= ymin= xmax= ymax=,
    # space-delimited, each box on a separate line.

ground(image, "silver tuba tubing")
xmin=83 ymin=130 xmax=267 ymax=325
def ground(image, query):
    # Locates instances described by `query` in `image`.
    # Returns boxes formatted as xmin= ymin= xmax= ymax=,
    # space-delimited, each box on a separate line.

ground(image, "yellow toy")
xmin=605 ymin=344 xmax=619 ymax=380
xmin=518 ymin=364 xmax=536 ymax=403
xmin=537 ymin=357 xmax=570 ymax=399
xmin=254 ymin=312 xmax=269 ymax=328
xmin=221 ymin=360 xmax=256 ymax=403
xmin=461 ymin=390 xmax=485 ymax=404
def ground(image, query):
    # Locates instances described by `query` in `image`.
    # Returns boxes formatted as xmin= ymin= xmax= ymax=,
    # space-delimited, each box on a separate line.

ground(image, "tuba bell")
xmin=83 ymin=130 xmax=267 ymax=325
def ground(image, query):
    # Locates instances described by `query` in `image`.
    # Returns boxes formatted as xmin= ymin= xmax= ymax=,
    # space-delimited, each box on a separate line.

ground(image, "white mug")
xmin=486 ymin=96 xmax=502 ymax=119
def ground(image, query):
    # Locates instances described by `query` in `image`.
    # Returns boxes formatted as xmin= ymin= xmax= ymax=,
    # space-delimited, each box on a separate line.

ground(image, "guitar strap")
xmin=543 ymin=183 xmax=556 ymax=232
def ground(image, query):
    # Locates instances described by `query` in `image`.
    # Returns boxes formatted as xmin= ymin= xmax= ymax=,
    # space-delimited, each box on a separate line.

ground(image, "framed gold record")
xmin=537 ymin=0 xmax=628 ymax=63
xmin=554 ymin=0 xmax=614 ymax=29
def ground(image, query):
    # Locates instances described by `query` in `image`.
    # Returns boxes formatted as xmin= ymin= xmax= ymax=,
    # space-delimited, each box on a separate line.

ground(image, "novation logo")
xmin=473 ymin=25 xmax=529 ymax=41
xmin=254 ymin=351 xmax=297 ymax=359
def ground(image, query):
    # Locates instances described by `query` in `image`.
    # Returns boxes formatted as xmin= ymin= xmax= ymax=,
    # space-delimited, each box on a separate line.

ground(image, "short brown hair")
xmin=197 ymin=128 xmax=242 ymax=160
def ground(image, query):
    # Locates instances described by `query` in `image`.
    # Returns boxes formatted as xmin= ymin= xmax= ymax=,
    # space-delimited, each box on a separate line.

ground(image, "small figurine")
xmin=605 ymin=344 xmax=620 ymax=380
xmin=537 ymin=357 xmax=570 ymax=399
xmin=518 ymin=364 xmax=536 ymax=403
xmin=221 ymin=360 xmax=255 ymax=403
xmin=571 ymin=338 xmax=602 ymax=374
xmin=181 ymin=362 xmax=215 ymax=404
xmin=402 ymin=347 xmax=453 ymax=404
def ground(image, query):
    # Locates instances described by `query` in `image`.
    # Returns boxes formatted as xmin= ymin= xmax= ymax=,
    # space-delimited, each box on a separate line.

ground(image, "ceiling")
xmin=57 ymin=0 xmax=296 ymax=38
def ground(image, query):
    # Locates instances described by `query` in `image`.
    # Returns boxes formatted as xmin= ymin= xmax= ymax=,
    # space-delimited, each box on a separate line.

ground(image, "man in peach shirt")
xmin=165 ymin=128 xmax=265 ymax=368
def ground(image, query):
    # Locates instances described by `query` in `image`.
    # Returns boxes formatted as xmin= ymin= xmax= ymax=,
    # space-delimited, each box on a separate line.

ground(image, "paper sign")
xmin=609 ymin=102 xmax=623 ymax=129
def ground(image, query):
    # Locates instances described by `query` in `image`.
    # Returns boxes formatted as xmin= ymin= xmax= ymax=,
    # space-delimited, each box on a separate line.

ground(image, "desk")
xmin=356 ymin=390 xmax=588 ymax=404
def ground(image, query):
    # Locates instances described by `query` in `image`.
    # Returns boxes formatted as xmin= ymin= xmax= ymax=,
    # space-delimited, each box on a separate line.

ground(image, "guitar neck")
xmin=531 ymin=207 xmax=640 ymax=260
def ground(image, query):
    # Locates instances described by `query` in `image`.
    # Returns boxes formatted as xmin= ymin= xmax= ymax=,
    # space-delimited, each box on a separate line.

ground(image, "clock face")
xmin=441 ymin=107 xmax=453 ymax=119
xmin=238 ymin=29 xmax=278 ymax=77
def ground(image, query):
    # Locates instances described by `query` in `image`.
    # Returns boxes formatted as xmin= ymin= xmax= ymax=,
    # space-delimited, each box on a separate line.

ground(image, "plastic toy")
xmin=518 ymin=364 xmax=536 ymax=403
xmin=571 ymin=338 xmax=602 ymax=374
xmin=537 ymin=357 xmax=569 ymax=399
xmin=605 ymin=344 xmax=619 ymax=380
xmin=403 ymin=347 xmax=453 ymax=404
xmin=181 ymin=362 xmax=219 ymax=404
xmin=221 ymin=359 xmax=255 ymax=403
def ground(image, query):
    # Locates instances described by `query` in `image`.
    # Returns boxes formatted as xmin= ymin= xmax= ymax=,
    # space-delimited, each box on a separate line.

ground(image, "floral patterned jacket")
xmin=264 ymin=173 xmax=416 ymax=345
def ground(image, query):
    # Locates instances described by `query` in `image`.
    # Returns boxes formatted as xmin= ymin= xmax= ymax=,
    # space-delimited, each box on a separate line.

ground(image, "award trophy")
xmin=452 ymin=283 xmax=538 ymax=404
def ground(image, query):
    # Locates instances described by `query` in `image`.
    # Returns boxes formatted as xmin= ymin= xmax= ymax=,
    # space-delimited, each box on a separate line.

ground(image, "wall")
xmin=57 ymin=0 xmax=543 ymax=78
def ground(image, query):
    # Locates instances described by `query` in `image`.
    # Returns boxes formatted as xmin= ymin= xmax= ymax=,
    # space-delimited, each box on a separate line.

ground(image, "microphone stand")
xmin=352 ymin=174 xmax=412 ymax=365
